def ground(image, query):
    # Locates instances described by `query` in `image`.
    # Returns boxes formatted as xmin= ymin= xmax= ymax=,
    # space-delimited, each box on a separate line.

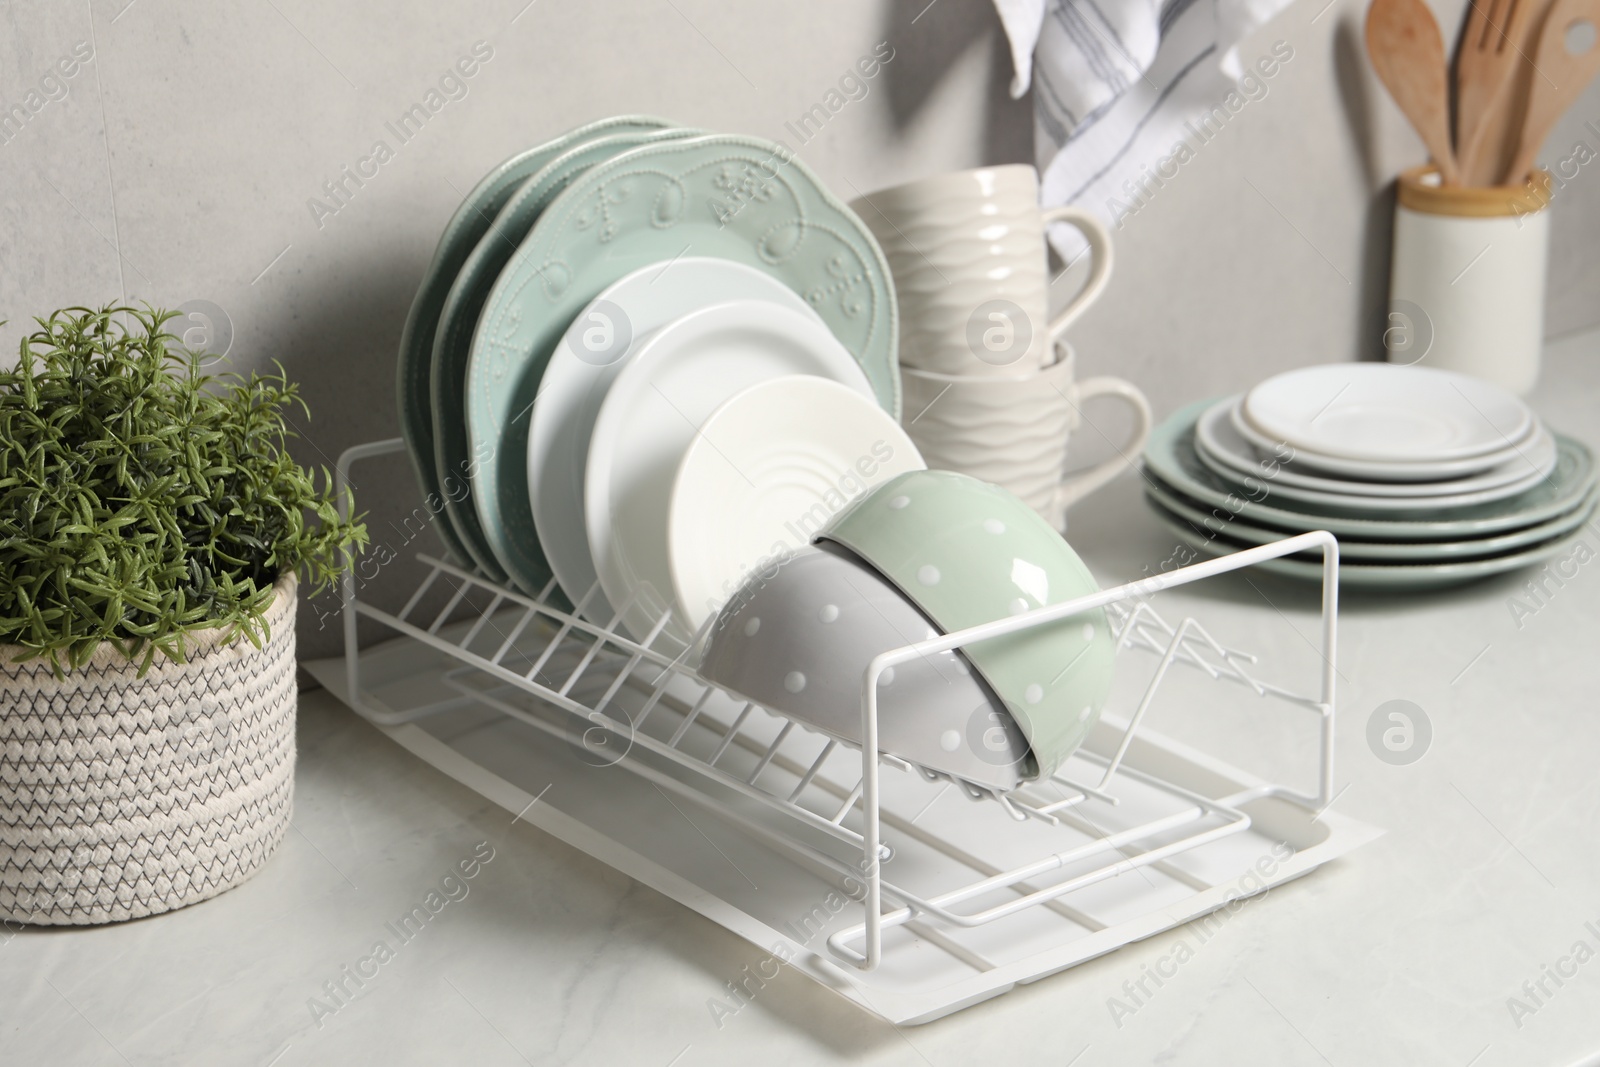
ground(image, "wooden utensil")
xmin=1367 ymin=0 xmax=1462 ymax=183
xmin=1457 ymin=0 xmax=1546 ymax=183
xmin=1504 ymin=0 xmax=1600 ymax=181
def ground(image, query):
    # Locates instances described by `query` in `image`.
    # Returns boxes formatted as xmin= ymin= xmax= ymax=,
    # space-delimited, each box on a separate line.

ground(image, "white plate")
xmin=586 ymin=300 xmax=875 ymax=652
xmin=1229 ymin=399 xmax=1530 ymax=482
xmin=528 ymin=258 xmax=824 ymax=622
xmin=1243 ymin=363 xmax=1534 ymax=463
xmin=1196 ymin=400 xmax=1557 ymax=511
xmin=667 ymin=376 xmax=925 ymax=634
xmin=1147 ymin=400 xmax=1596 ymax=540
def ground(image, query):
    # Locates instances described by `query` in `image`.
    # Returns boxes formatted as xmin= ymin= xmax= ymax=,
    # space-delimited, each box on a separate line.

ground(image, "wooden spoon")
xmin=1367 ymin=0 xmax=1462 ymax=183
xmin=1457 ymin=0 xmax=1545 ymax=183
xmin=1504 ymin=0 xmax=1600 ymax=181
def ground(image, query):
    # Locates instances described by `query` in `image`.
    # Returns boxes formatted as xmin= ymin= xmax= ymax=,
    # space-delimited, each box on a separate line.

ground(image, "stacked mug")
xmin=851 ymin=165 xmax=1150 ymax=530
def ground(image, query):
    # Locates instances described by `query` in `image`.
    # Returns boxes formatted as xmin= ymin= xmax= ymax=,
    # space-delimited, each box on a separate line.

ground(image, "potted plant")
xmin=0 ymin=305 xmax=366 ymax=925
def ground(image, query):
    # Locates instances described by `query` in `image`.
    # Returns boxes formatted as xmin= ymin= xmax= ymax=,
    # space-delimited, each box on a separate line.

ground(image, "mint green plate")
xmin=430 ymin=124 xmax=693 ymax=586
xmin=466 ymin=133 xmax=900 ymax=595
xmin=1149 ymin=495 xmax=1599 ymax=590
xmin=1145 ymin=475 xmax=1600 ymax=562
xmin=395 ymin=116 xmax=671 ymax=574
xmin=821 ymin=470 xmax=1114 ymax=781
xmin=1145 ymin=399 xmax=1596 ymax=542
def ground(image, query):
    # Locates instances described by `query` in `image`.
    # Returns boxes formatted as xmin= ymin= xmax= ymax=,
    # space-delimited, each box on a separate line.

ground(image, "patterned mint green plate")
xmin=1145 ymin=474 xmax=1599 ymax=562
xmin=430 ymin=124 xmax=694 ymax=585
xmin=1150 ymin=495 xmax=1599 ymax=590
xmin=395 ymin=115 xmax=671 ymax=574
xmin=466 ymin=132 xmax=900 ymax=595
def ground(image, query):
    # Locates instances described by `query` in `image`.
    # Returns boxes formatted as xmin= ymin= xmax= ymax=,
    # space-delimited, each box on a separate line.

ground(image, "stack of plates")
xmin=1142 ymin=365 xmax=1597 ymax=589
xmin=394 ymin=115 xmax=918 ymax=647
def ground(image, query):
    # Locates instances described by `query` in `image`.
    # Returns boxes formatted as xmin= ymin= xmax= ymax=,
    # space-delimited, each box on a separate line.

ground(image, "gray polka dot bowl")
xmin=697 ymin=541 xmax=1032 ymax=790
xmin=819 ymin=469 xmax=1114 ymax=780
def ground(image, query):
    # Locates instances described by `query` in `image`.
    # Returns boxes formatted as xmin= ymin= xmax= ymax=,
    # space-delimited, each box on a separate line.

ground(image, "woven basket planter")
xmin=0 ymin=573 xmax=298 ymax=925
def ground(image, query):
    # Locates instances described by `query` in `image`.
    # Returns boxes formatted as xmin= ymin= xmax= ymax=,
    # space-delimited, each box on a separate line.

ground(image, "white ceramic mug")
xmin=900 ymin=343 xmax=1152 ymax=529
xmin=1388 ymin=165 xmax=1551 ymax=395
xmin=850 ymin=165 xmax=1113 ymax=376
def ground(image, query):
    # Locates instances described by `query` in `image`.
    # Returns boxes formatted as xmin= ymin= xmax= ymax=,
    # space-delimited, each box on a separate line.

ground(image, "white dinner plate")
xmin=528 ymin=258 xmax=825 ymax=623
xmin=1145 ymin=399 xmax=1596 ymax=541
xmin=586 ymin=300 xmax=875 ymax=652
xmin=1196 ymin=398 xmax=1554 ymax=498
xmin=666 ymin=375 xmax=925 ymax=635
xmin=1242 ymin=363 xmax=1534 ymax=463
xmin=1196 ymin=400 xmax=1557 ymax=512
xmin=1229 ymin=399 xmax=1531 ymax=482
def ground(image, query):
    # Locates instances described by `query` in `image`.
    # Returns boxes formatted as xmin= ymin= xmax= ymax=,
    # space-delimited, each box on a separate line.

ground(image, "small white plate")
xmin=1243 ymin=363 xmax=1534 ymax=464
xmin=528 ymin=258 xmax=823 ymax=622
xmin=1146 ymin=399 xmax=1596 ymax=541
xmin=586 ymin=300 xmax=875 ymax=652
xmin=1199 ymin=437 xmax=1552 ymax=511
xmin=667 ymin=376 xmax=925 ymax=635
xmin=1196 ymin=398 xmax=1557 ymax=505
xmin=1229 ymin=399 xmax=1529 ymax=482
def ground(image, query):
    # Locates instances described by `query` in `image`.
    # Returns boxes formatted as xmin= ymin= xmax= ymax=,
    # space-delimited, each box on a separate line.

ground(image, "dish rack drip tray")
xmin=306 ymin=438 xmax=1382 ymax=1025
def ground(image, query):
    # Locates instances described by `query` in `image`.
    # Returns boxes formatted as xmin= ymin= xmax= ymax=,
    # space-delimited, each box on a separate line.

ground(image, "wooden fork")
xmin=1457 ymin=0 xmax=1546 ymax=184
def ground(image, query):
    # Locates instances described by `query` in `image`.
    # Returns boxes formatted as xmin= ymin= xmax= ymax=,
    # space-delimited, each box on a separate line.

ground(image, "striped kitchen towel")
xmin=994 ymin=0 xmax=1298 ymax=256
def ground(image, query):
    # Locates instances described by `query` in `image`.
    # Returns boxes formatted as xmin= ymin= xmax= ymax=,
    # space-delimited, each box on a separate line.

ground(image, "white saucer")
xmin=1228 ymin=399 xmax=1530 ymax=482
xmin=1243 ymin=363 xmax=1534 ymax=463
xmin=1202 ymin=441 xmax=1552 ymax=512
xmin=586 ymin=300 xmax=875 ymax=653
xmin=527 ymin=258 xmax=823 ymax=622
xmin=1146 ymin=398 xmax=1596 ymax=541
xmin=666 ymin=375 xmax=925 ymax=635
xmin=1195 ymin=398 xmax=1557 ymax=508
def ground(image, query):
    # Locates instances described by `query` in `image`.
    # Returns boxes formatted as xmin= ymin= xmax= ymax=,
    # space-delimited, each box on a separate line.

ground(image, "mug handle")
xmin=1041 ymin=206 xmax=1115 ymax=343
xmin=1054 ymin=375 xmax=1152 ymax=514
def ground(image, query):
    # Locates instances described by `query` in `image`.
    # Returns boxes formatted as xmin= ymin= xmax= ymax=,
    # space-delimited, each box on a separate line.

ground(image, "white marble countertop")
xmin=5 ymin=334 xmax=1600 ymax=1066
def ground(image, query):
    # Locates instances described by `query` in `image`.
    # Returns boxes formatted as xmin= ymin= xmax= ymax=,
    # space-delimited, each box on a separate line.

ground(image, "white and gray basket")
xmin=0 ymin=573 xmax=297 ymax=925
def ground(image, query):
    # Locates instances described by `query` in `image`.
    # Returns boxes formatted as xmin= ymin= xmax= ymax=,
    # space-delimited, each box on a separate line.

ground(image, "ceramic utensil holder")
xmin=1387 ymin=165 xmax=1553 ymax=394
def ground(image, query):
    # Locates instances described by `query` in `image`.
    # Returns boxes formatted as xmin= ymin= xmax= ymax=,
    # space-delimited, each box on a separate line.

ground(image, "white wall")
xmin=3 ymin=0 xmax=1598 ymax=655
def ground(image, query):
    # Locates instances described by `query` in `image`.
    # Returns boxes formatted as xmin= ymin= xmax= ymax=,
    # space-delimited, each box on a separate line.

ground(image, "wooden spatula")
xmin=1367 ymin=0 xmax=1462 ymax=184
xmin=1504 ymin=0 xmax=1600 ymax=181
xmin=1457 ymin=0 xmax=1545 ymax=183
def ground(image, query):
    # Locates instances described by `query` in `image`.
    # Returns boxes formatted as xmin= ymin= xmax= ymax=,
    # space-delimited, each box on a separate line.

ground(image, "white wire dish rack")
xmin=303 ymin=438 xmax=1382 ymax=1025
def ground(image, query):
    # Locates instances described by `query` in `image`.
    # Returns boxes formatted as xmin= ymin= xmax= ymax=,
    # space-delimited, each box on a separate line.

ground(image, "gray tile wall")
xmin=3 ymin=0 xmax=1597 ymax=656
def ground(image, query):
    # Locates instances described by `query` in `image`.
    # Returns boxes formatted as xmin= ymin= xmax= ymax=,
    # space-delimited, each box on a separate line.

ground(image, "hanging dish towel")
xmin=993 ymin=0 xmax=1297 ymax=256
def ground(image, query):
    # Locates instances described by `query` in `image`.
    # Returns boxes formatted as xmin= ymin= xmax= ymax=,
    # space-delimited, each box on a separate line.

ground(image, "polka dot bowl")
xmin=819 ymin=469 xmax=1114 ymax=780
xmin=697 ymin=541 xmax=1032 ymax=790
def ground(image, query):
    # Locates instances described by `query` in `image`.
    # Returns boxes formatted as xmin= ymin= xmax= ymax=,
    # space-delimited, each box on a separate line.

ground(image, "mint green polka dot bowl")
xmin=819 ymin=469 xmax=1114 ymax=780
